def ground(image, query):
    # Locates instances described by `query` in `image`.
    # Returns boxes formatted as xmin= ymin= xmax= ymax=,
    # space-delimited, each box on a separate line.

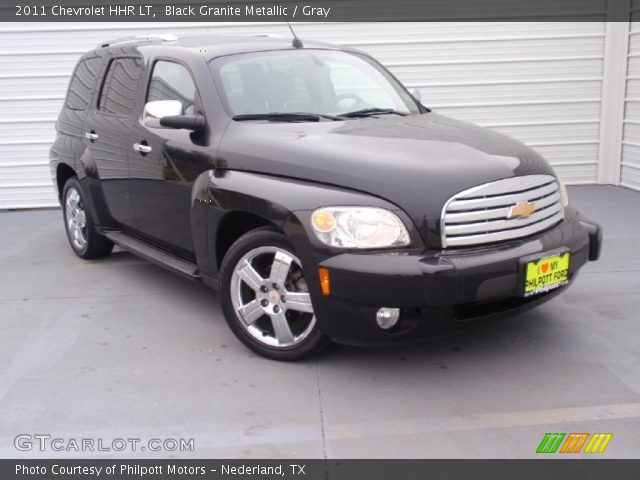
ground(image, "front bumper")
xmin=307 ymin=208 xmax=601 ymax=345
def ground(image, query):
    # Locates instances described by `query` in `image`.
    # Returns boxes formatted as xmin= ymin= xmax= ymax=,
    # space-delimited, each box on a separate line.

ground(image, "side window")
xmin=147 ymin=61 xmax=197 ymax=114
xmin=98 ymin=57 xmax=143 ymax=116
xmin=65 ymin=57 xmax=103 ymax=110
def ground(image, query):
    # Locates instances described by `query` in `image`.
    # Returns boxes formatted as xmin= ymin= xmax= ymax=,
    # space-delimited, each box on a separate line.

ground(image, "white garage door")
xmin=623 ymin=21 xmax=640 ymax=190
xmin=0 ymin=22 xmax=608 ymax=209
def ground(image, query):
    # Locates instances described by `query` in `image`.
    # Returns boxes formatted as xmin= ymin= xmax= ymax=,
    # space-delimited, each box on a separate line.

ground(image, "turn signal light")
xmin=311 ymin=209 xmax=336 ymax=232
xmin=318 ymin=267 xmax=331 ymax=296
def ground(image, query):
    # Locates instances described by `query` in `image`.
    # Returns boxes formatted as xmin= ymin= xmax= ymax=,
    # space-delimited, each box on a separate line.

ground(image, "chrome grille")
xmin=441 ymin=175 xmax=564 ymax=247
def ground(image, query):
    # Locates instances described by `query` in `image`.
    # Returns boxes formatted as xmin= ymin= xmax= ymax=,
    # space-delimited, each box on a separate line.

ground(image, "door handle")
xmin=133 ymin=143 xmax=152 ymax=154
xmin=84 ymin=131 xmax=98 ymax=141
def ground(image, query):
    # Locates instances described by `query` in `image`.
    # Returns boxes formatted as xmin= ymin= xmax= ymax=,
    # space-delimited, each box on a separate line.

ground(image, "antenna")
xmin=286 ymin=20 xmax=303 ymax=48
xmin=276 ymin=0 xmax=303 ymax=48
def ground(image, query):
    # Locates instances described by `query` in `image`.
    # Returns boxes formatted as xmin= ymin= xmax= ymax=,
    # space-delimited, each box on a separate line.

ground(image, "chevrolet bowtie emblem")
xmin=509 ymin=201 xmax=537 ymax=219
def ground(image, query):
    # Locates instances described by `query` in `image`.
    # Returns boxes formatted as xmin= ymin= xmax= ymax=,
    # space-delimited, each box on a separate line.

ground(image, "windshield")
xmin=211 ymin=49 xmax=421 ymax=118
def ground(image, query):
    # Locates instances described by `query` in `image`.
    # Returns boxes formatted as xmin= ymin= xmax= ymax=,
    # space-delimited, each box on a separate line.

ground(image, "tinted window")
xmin=98 ymin=57 xmax=143 ymax=116
xmin=147 ymin=61 xmax=197 ymax=114
xmin=65 ymin=57 xmax=103 ymax=110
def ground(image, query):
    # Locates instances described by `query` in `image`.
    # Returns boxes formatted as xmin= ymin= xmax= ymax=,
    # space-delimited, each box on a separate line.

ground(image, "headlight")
xmin=558 ymin=178 xmax=569 ymax=207
xmin=310 ymin=207 xmax=410 ymax=249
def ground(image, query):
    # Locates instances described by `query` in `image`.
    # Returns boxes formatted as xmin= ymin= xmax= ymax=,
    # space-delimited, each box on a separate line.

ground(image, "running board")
xmin=104 ymin=231 xmax=200 ymax=280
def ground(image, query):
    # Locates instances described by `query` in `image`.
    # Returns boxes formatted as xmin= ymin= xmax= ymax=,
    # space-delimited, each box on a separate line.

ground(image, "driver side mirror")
xmin=143 ymin=100 xmax=205 ymax=132
xmin=409 ymin=88 xmax=422 ymax=103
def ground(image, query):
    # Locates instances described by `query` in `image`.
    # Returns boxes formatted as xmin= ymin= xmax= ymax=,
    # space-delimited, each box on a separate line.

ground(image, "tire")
xmin=220 ymin=227 xmax=330 ymax=360
xmin=62 ymin=177 xmax=114 ymax=259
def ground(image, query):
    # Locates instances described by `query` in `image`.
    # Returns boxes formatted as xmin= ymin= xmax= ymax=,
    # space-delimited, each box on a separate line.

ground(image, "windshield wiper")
xmin=340 ymin=108 xmax=409 ymax=118
xmin=233 ymin=112 xmax=342 ymax=122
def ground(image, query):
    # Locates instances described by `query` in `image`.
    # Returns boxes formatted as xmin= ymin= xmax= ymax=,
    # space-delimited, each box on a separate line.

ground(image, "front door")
xmin=129 ymin=59 xmax=212 ymax=257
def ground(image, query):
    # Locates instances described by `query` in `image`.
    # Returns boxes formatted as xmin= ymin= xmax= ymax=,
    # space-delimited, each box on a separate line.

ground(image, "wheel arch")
xmin=215 ymin=211 xmax=284 ymax=268
xmin=56 ymin=163 xmax=77 ymax=201
xmin=192 ymin=169 xmax=400 ymax=287
xmin=192 ymin=170 xmax=312 ymax=285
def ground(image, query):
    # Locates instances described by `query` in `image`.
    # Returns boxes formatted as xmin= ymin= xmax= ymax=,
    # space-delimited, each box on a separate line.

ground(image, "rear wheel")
xmin=220 ymin=227 xmax=329 ymax=360
xmin=62 ymin=177 xmax=113 ymax=259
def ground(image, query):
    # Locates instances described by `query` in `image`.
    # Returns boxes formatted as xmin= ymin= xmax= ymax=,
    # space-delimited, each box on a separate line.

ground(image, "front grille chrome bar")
xmin=441 ymin=175 xmax=564 ymax=248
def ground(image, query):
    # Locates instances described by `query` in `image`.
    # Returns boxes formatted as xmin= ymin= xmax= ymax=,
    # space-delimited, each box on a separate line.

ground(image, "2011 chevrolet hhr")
xmin=50 ymin=33 xmax=602 ymax=360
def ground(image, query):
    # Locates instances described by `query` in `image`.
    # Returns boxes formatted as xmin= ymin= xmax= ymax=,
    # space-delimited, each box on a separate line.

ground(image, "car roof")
xmin=95 ymin=34 xmax=355 ymax=60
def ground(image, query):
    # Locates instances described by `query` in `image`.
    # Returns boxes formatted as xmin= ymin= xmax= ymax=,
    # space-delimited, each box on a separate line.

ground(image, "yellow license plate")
xmin=524 ymin=252 xmax=571 ymax=297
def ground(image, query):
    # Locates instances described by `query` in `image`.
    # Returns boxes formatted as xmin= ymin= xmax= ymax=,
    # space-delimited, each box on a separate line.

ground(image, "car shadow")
xmin=319 ymin=307 xmax=563 ymax=368
xmin=100 ymin=249 xmax=565 ymax=368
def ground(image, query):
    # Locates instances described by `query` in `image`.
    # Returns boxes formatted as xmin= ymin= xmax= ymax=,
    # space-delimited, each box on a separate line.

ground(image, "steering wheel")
xmin=335 ymin=93 xmax=367 ymax=112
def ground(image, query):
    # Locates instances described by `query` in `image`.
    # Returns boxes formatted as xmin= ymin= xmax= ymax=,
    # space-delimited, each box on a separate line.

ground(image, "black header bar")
xmin=3 ymin=0 xmax=636 ymax=22
xmin=2 ymin=459 xmax=640 ymax=480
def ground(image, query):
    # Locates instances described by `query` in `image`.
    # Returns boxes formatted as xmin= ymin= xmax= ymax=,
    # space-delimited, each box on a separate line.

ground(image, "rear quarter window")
xmin=98 ymin=57 xmax=143 ymax=116
xmin=64 ymin=57 xmax=103 ymax=111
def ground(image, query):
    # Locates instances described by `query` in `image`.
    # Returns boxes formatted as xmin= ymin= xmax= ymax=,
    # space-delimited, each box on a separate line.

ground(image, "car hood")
xmin=217 ymin=112 xmax=556 ymax=244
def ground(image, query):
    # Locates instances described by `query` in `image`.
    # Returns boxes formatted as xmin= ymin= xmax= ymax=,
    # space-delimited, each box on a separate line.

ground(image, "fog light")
xmin=376 ymin=307 xmax=400 ymax=330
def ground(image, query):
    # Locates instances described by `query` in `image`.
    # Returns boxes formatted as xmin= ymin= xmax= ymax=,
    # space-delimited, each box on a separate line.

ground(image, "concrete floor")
xmin=0 ymin=185 xmax=639 ymax=459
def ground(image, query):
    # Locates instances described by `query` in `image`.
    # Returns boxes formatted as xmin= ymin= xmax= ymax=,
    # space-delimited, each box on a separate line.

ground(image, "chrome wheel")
xmin=230 ymin=246 xmax=316 ymax=348
xmin=64 ymin=187 xmax=87 ymax=251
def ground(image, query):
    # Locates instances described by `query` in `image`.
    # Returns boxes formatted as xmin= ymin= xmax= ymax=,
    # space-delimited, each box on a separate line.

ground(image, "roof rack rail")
xmin=250 ymin=34 xmax=283 ymax=39
xmin=99 ymin=33 xmax=178 ymax=48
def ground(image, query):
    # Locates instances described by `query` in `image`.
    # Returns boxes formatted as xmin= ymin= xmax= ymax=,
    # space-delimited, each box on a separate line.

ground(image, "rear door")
xmin=52 ymin=56 xmax=103 ymax=178
xmin=83 ymin=56 xmax=143 ymax=227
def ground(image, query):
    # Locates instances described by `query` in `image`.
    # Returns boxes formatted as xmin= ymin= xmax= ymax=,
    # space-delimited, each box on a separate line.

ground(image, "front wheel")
xmin=219 ymin=227 xmax=329 ymax=360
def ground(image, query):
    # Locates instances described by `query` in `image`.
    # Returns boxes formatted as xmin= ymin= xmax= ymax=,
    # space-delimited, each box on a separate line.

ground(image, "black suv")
xmin=50 ymin=34 xmax=602 ymax=360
